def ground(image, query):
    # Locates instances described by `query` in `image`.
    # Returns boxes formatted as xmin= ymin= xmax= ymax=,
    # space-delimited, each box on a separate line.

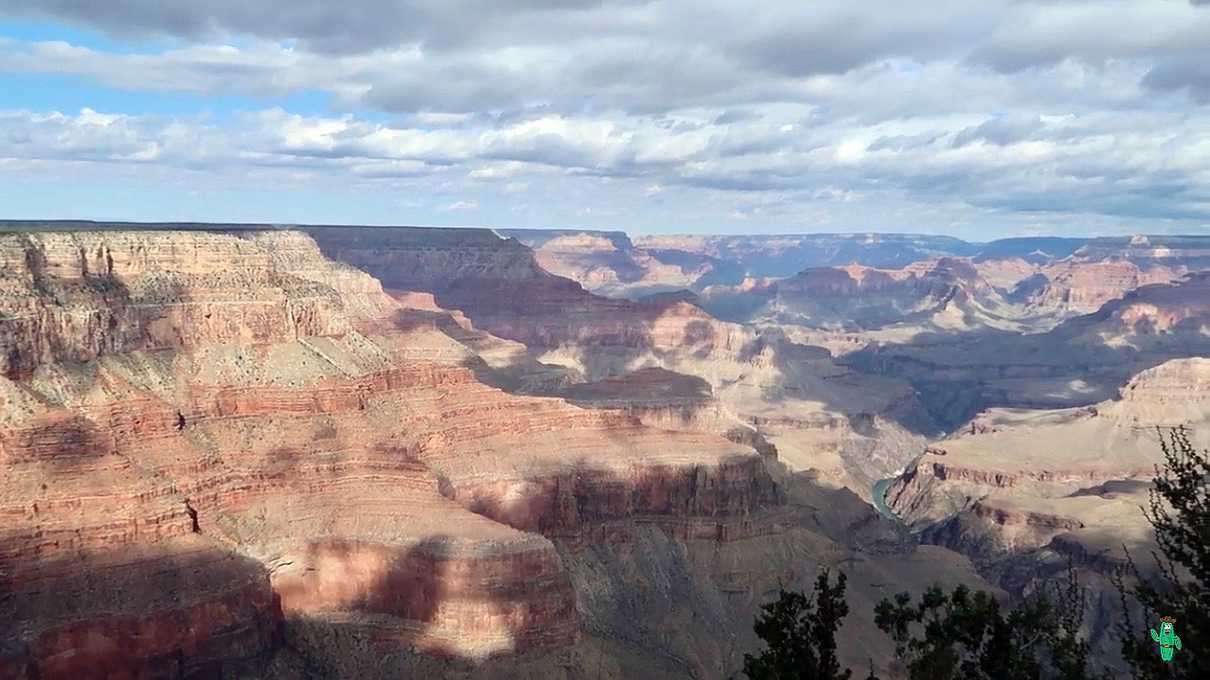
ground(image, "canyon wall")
xmin=1 ymin=227 xmax=971 ymax=680
xmin=0 ymin=229 xmax=802 ymax=679
xmin=883 ymin=357 xmax=1210 ymax=588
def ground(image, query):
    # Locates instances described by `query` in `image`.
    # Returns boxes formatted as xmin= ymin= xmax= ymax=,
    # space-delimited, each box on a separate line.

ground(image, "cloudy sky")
xmin=1 ymin=0 xmax=1208 ymax=238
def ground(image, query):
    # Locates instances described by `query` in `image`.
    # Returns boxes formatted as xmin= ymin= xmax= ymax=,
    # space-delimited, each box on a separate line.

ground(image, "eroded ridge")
xmin=0 ymin=229 xmax=781 ymax=677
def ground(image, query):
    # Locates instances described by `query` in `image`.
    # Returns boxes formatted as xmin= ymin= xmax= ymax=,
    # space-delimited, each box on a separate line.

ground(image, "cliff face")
xmin=700 ymin=253 xmax=1201 ymax=338
xmin=874 ymin=357 xmax=1210 ymax=672
xmin=885 ymin=357 xmax=1210 ymax=551
xmin=1107 ymin=272 xmax=1210 ymax=331
xmin=840 ymin=271 xmax=1210 ymax=432
xmin=0 ymin=231 xmax=359 ymax=379
xmin=0 ymin=228 xmax=798 ymax=677
xmin=983 ymin=236 xmax=1210 ymax=317
xmin=493 ymin=232 xmax=1210 ymax=315
xmin=1009 ymin=260 xmax=1185 ymax=315
xmin=302 ymin=226 xmax=544 ymax=291
xmin=918 ymin=498 xmax=1086 ymax=561
xmin=699 ymin=258 xmax=1001 ymax=332
xmin=498 ymin=230 xmax=703 ymax=300
xmin=633 ymin=233 xmax=980 ymax=282
xmin=301 ymin=227 xmax=770 ymax=394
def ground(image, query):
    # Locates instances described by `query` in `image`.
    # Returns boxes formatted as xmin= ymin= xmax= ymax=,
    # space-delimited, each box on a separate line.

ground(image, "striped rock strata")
xmin=0 ymin=229 xmax=775 ymax=679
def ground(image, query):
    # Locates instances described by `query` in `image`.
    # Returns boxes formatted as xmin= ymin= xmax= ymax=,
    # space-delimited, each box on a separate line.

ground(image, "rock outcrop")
xmin=299 ymin=226 xmax=741 ymax=358
xmin=885 ymin=358 xmax=1210 ymax=552
xmin=8 ymin=221 xmax=1210 ymax=678
xmin=499 ymin=230 xmax=701 ymax=299
xmin=1007 ymin=259 xmax=1185 ymax=315
xmin=699 ymin=258 xmax=1015 ymax=333
xmin=842 ymin=272 xmax=1210 ymax=430
xmin=1 ymin=226 xmax=993 ymax=680
xmin=0 ymin=229 xmax=792 ymax=678
xmin=874 ymin=357 xmax=1210 ymax=672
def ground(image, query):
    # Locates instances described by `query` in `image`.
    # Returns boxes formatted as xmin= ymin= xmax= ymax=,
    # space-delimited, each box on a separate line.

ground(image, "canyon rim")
xmin=2 ymin=222 xmax=1208 ymax=678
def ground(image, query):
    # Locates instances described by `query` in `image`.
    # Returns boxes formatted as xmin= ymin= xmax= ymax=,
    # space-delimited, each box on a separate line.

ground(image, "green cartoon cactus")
xmin=1149 ymin=616 xmax=1182 ymax=663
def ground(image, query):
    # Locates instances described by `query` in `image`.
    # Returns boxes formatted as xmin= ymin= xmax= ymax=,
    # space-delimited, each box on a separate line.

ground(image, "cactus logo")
xmin=1150 ymin=616 xmax=1182 ymax=663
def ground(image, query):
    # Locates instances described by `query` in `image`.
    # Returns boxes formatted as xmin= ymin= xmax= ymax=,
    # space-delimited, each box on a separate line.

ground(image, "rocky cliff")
xmin=874 ymin=357 xmax=1210 ymax=670
xmin=699 ymin=258 xmax=1015 ymax=333
xmin=300 ymin=226 xmax=740 ymax=358
xmin=885 ymin=358 xmax=1210 ymax=560
xmin=0 ymin=229 xmax=794 ymax=678
xmin=1007 ymin=259 xmax=1186 ymax=315
xmin=498 ymin=230 xmax=701 ymax=299
xmin=1 ymin=227 xmax=987 ymax=680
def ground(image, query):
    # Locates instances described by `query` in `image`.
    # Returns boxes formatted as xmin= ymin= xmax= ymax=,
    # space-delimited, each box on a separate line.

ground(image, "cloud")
xmin=443 ymin=199 xmax=479 ymax=211
xmin=2 ymin=100 xmax=1208 ymax=230
xmin=951 ymin=116 xmax=1044 ymax=148
xmin=0 ymin=1 xmax=1209 ymax=235
xmin=965 ymin=1 xmax=1210 ymax=72
xmin=3 ymin=1 xmax=1209 ymax=119
xmin=1142 ymin=53 xmax=1210 ymax=102
xmin=0 ymin=108 xmax=187 ymax=162
xmin=0 ymin=1 xmax=658 ymax=54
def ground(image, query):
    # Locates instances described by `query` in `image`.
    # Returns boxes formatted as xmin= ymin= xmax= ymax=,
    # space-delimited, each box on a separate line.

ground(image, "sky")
xmin=0 ymin=1 xmax=1208 ymax=239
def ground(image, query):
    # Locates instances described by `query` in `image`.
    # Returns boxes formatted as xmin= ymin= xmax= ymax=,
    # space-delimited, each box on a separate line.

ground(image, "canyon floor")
xmin=2 ymin=222 xmax=1208 ymax=679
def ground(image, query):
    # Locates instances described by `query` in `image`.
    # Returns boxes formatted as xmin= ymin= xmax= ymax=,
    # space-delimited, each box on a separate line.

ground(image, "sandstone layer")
xmin=301 ymin=226 xmax=940 ymax=499
xmin=886 ymin=358 xmax=1210 ymax=529
xmin=0 ymin=229 xmax=784 ymax=678
xmin=1 ymin=226 xmax=995 ymax=680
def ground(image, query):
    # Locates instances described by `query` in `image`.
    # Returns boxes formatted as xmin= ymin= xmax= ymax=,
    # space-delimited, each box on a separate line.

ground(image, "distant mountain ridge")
xmin=498 ymin=227 xmax=1210 ymax=298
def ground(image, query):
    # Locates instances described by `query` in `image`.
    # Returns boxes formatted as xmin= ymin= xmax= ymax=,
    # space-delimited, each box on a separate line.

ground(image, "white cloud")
xmin=0 ymin=1 xmax=1209 ymax=234
xmin=2 ymin=101 xmax=1207 ymax=228
xmin=443 ymin=199 xmax=479 ymax=211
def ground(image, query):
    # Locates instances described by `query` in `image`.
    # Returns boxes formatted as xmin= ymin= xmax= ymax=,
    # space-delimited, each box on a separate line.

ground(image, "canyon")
xmin=2 ymin=222 xmax=1209 ymax=679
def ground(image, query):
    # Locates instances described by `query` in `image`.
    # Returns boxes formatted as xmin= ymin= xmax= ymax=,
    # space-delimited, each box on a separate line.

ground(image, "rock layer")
xmin=0 ymin=228 xmax=786 ymax=678
xmin=886 ymin=358 xmax=1210 ymax=545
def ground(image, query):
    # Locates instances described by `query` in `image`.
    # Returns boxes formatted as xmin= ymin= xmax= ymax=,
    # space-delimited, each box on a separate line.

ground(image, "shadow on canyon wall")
xmin=840 ymin=310 xmax=1210 ymax=432
xmin=301 ymin=233 xmax=949 ymax=437
xmin=4 ymin=242 xmax=141 ymax=380
xmin=3 ymin=446 xmax=925 ymax=679
xmin=388 ymin=298 xmax=951 ymax=444
xmin=271 ymin=446 xmax=917 ymax=680
xmin=0 ymin=537 xmax=281 ymax=679
xmin=276 ymin=534 xmax=544 ymax=678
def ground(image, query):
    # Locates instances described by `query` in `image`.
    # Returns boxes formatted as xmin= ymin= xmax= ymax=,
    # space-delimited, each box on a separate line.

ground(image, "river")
xmin=870 ymin=476 xmax=900 ymax=522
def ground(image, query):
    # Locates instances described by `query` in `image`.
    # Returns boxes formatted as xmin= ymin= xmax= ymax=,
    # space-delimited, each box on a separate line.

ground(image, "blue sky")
xmin=0 ymin=1 xmax=1209 ymax=238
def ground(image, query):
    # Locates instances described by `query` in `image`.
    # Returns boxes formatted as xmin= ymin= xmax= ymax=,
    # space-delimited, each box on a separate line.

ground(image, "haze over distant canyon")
xmin=1 ymin=221 xmax=1208 ymax=678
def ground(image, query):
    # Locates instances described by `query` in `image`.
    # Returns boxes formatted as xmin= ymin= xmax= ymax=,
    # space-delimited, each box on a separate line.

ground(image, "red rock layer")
xmin=1016 ymin=259 xmax=1187 ymax=314
xmin=0 ymin=232 xmax=350 ymax=378
xmin=299 ymin=225 xmax=752 ymax=354
xmin=2 ymin=541 xmax=281 ymax=680
xmin=445 ymin=455 xmax=782 ymax=542
xmin=698 ymin=257 xmax=1008 ymax=332
xmin=1 ymin=228 xmax=776 ymax=677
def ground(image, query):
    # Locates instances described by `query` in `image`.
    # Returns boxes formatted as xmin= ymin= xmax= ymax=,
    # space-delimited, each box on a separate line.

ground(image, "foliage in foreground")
xmin=743 ymin=570 xmax=852 ymax=680
xmin=745 ymin=427 xmax=1210 ymax=679
xmin=873 ymin=564 xmax=1101 ymax=680
xmin=1113 ymin=426 xmax=1209 ymax=680
xmin=743 ymin=563 xmax=1101 ymax=680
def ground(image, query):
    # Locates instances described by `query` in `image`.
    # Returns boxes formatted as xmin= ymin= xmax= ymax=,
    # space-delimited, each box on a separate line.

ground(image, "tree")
xmin=1047 ymin=562 xmax=1100 ymax=680
xmin=744 ymin=570 xmax=854 ymax=680
xmin=872 ymin=563 xmax=1101 ymax=680
xmin=745 ymin=428 xmax=1207 ymax=679
xmin=1114 ymin=426 xmax=1209 ymax=679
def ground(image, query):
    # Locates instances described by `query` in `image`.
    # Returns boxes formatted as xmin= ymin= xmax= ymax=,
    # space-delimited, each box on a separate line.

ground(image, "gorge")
xmin=2 ymin=222 xmax=1208 ymax=679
